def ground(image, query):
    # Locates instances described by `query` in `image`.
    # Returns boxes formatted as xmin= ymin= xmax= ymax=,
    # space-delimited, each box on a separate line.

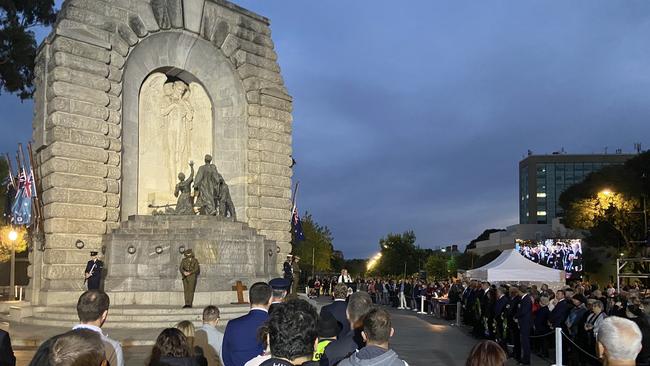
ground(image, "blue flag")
xmin=11 ymin=172 xmax=33 ymax=226
xmin=292 ymin=205 xmax=305 ymax=242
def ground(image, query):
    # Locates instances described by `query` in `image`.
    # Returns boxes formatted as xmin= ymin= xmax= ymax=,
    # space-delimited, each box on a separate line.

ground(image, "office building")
xmin=519 ymin=153 xmax=635 ymax=224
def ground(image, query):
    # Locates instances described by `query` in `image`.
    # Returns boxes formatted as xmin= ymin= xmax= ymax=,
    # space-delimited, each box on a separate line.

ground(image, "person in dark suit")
xmin=320 ymin=283 xmax=349 ymax=337
xmin=84 ymin=251 xmax=104 ymax=290
xmin=222 ymin=282 xmax=272 ymax=366
xmin=494 ymin=286 xmax=509 ymax=352
xmin=508 ymin=287 xmax=521 ymax=362
xmin=516 ymin=285 xmax=533 ymax=365
xmin=549 ymin=290 xmax=572 ymax=329
xmin=533 ymin=296 xmax=552 ymax=358
xmin=0 ymin=329 xmax=16 ymax=366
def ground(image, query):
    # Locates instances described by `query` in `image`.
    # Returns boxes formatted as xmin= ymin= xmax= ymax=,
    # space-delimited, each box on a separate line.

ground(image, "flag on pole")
xmin=11 ymin=170 xmax=33 ymax=226
xmin=291 ymin=203 xmax=305 ymax=242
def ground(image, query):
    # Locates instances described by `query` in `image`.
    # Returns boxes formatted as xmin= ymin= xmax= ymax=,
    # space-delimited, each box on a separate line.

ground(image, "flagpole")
xmin=290 ymin=181 xmax=300 ymax=255
xmin=27 ymin=143 xmax=43 ymax=233
xmin=5 ymin=153 xmax=15 ymax=188
xmin=291 ymin=181 xmax=300 ymax=211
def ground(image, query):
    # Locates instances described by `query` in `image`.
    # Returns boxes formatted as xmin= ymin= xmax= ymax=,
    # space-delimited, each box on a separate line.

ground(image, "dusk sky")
xmin=2 ymin=1 xmax=650 ymax=259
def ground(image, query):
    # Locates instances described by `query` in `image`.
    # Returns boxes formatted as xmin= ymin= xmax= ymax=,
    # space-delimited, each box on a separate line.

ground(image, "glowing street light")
xmin=367 ymin=252 xmax=382 ymax=272
xmin=600 ymin=189 xmax=613 ymax=197
xmin=8 ymin=230 xmax=18 ymax=242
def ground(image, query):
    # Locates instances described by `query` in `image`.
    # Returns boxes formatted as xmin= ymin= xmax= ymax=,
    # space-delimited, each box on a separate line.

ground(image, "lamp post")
xmin=8 ymin=229 xmax=18 ymax=300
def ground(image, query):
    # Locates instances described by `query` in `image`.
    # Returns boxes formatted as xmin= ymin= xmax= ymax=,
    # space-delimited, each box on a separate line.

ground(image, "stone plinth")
xmin=104 ymin=215 xmax=278 ymax=296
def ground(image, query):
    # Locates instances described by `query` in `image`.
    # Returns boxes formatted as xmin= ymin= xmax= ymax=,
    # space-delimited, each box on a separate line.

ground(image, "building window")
xmin=537 ymin=211 xmax=547 ymax=216
xmin=537 ymin=192 xmax=547 ymax=198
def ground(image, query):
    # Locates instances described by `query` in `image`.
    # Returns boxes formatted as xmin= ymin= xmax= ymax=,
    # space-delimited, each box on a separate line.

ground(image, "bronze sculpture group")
xmin=173 ymin=154 xmax=236 ymax=219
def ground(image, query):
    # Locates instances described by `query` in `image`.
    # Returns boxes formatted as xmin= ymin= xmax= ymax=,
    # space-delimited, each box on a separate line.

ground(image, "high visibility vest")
xmin=313 ymin=339 xmax=333 ymax=361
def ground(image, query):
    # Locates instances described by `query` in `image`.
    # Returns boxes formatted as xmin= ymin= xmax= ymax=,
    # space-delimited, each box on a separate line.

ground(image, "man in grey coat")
xmin=338 ymin=307 xmax=408 ymax=366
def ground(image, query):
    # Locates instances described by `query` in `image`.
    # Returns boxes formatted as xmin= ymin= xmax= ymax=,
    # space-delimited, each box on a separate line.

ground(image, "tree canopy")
xmin=375 ymin=230 xmax=420 ymax=276
xmin=560 ymin=151 xmax=650 ymax=254
xmin=292 ymin=212 xmax=334 ymax=274
xmin=1 ymin=0 xmax=57 ymax=99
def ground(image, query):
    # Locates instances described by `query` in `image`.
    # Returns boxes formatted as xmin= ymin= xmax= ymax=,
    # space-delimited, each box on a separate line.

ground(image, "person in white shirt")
xmin=72 ymin=290 xmax=123 ymax=366
xmin=338 ymin=269 xmax=352 ymax=284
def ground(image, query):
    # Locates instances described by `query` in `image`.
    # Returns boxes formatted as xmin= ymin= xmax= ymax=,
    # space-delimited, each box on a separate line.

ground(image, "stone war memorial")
xmin=18 ymin=0 xmax=294 ymax=326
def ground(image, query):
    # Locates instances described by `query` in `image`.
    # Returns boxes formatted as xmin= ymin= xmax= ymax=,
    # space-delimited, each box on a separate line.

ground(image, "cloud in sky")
xmin=1 ymin=1 xmax=649 ymax=258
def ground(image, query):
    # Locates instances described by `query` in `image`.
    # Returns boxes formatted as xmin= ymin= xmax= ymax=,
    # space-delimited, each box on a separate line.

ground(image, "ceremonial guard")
xmin=283 ymin=255 xmax=293 ymax=292
xmin=291 ymin=256 xmax=301 ymax=296
xmin=84 ymin=251 xmax=104 ymax=290
xmin=180 ymin=249 xmax=200 ymax=308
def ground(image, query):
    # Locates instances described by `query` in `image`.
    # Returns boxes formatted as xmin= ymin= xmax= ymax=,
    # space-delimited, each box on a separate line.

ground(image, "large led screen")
xmin=515 ymin=239 xmax=583 ymax=280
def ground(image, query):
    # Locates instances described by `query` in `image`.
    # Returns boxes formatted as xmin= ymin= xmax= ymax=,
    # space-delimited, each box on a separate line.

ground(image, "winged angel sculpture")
xmin=138 ymin=72 xmax=213 ymax=213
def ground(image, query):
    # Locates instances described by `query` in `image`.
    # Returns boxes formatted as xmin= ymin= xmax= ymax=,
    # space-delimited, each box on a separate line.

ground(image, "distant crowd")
xmin=461 ymin=279 xmax=650 ymax=366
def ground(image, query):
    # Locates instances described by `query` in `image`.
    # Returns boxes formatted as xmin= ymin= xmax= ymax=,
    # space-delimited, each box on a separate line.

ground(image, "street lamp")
xmin=366 ymin=252 xmax=382 ymax=272
xmin=600 ymin=189 xmax=613 ymax=197
xmin=8 ymin=229 xmax=17 ymax=300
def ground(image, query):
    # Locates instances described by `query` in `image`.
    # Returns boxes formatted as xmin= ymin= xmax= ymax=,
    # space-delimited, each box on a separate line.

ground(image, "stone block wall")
xmin=31 ymin=0 xmax=293 ymax=305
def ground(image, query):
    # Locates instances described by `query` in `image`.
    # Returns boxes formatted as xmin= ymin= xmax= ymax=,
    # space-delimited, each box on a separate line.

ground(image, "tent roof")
xmin=466 ymin=249 xmax=565 ymax=283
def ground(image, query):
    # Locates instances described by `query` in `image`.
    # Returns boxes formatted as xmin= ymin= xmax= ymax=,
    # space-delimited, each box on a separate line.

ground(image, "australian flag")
xmin=11 ymin=171 xmax=33 ymax=226
xmin=291 ymin=204 xmax=305 ymax=242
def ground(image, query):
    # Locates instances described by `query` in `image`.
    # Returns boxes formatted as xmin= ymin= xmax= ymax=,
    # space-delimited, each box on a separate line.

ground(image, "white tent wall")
xmin=467 ymin=250 xmax=566 ymax=288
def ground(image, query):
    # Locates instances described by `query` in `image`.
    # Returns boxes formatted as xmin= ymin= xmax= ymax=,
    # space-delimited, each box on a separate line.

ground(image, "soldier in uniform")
xmin=283 ymin=255 xmax=293 ymax=293
xmin=84 ymin=251 xmax=104 ymax=290
xmin=180 ymin=249 xmax=200 ymax=308
xmin=291 ymin=256 xmax=301 ymax=296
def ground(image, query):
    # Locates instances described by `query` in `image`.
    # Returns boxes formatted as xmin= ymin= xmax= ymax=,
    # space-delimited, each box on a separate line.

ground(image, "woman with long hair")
xmin=466 ymin=340 xmax=507 ymax=366
xmin=148 ymin=328 xmax=199 ymax=366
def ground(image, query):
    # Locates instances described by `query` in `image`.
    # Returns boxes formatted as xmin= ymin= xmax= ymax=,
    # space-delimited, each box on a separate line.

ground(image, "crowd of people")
xmin=307 ymin=275 xmax=459 ymax=316
xmin=461 ymin=279 xmax=650 ymax=366
xmin=1 ymin=273 xmax=650 ymax=366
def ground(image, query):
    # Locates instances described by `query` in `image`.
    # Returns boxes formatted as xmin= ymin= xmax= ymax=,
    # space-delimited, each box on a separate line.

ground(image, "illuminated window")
xmin=537 ymin=211 xmax=547 ymax=216
xmin=537 ymin=193 xmax=547 ymax=198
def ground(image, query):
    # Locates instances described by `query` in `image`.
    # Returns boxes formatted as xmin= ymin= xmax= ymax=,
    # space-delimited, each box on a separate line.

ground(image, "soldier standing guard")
xmin=180 ymin=249 xmax=200 ymax=308
xmin=291 ymin=256 xmax=301 ymax=296
xmin=84 ymin=251 xmax=104 ymax=290
xmin=283 ymin=255 xmax=293 ymax=293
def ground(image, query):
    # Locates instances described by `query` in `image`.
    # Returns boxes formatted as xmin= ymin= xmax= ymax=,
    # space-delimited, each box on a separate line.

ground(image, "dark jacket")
xmin=153 ymin=356 xmax=201 ymax=366
xmin=516 ymin=294 xmax=532 ymax=331
xmin=534 ymin=306 xmax=551 ymax=334
xmin=222 ymin=309 xmax=268 ymax=366
xmin=549 ymin=299 xmax=571 ymax=328
xmin=321 ymin=300 xmax=349 ymax=336
xmin=631 ymin=315 xmax=650 ymax=365
xmin=322 ymin=329 xmax=364 ymax=366
xmin=0 ymin=330 xmax=16 ymax=366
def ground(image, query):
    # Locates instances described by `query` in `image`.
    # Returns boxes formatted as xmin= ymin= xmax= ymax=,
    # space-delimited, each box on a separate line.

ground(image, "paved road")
xmin=13 ymin=298 xmax=549 ymax=366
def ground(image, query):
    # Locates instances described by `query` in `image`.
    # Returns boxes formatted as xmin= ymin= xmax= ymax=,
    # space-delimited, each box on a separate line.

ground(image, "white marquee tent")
xmin=466 ymin=249 xmax=565 ymax=287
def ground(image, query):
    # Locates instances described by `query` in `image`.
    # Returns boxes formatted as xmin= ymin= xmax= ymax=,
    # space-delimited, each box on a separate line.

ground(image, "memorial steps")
xmin=16 ymin=303 xmax=250 ymax=329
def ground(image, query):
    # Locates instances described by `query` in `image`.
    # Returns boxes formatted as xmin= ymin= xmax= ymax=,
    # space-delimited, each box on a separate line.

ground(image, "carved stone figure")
xmin=138 ymin=72 xmax=212 ymax=214
xmin=193 ymin=154 xmax=220 ymax=215
xmin=216 ymin=173 xmax=236 ymax=220
xmin=174 ymin=161 xmax=194 ymax=215
xmin=162 ymin=81 xmax=194 ymax=187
